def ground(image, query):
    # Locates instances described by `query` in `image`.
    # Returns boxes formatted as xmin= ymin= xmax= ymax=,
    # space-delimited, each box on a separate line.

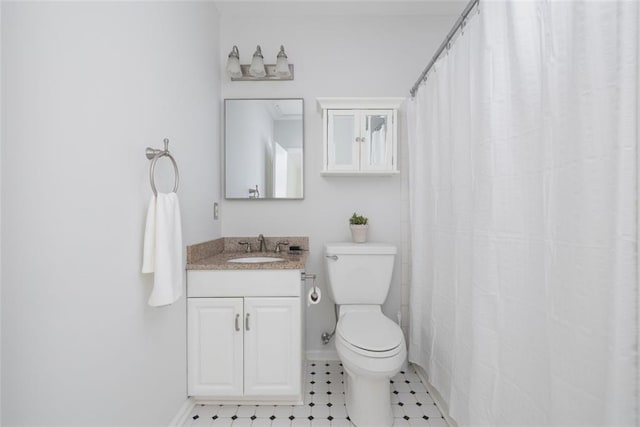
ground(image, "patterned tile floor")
xmin=184 ymin=360 xmax=447 ymax=426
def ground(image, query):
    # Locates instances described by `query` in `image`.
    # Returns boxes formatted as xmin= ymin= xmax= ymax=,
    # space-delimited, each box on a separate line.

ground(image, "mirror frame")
xmin=224 ymin=98 xmax=305 ymax=200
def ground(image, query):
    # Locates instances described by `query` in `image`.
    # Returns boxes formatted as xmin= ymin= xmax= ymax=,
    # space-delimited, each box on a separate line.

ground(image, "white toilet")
xmin=324 ymin=242 xmax=406 ymax=427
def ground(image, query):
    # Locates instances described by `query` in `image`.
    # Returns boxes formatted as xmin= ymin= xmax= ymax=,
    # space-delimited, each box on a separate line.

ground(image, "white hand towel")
xmin=142 ymin=195 xmax=157 ymax=274
xmin=142 ymin=193 xmax=183 ymax=307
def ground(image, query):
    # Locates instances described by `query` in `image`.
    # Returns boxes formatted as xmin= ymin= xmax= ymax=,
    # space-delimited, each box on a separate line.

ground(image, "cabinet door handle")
xmin=245 ymin=313 xmax=250 ymax=331
xmin=235 ymin=314 xmax=240 ymax=331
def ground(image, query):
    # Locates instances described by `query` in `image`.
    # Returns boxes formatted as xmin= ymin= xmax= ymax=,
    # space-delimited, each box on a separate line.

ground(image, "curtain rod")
xmin=409 ymin=0 xmax=480 ymax=98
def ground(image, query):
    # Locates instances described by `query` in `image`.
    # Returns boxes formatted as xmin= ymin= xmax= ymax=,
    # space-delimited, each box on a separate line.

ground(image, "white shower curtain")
xmin=408 ymin=1 xmax=638 ymax=426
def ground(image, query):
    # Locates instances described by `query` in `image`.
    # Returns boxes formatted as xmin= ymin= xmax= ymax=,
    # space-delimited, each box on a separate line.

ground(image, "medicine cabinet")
xmin=186 ymin=269 xmax=303 ymax=403
xmin=317 ymin=97 xmax=404 ymax=176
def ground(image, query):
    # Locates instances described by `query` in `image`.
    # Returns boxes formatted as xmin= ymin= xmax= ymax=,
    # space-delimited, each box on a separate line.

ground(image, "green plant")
xmin=349 ymin=212 xmax=368 ymax=225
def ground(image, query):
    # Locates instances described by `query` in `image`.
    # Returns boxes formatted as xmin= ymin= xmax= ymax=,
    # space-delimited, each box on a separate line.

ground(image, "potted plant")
xmin=349 ymin=212 xmax=369 ymax=243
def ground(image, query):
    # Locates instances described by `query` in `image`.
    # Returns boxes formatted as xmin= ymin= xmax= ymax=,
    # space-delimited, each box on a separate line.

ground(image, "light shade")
xmin=275 ymin=45 xmax=291 ymax=78
xmin=226 ymin=45 xmax=242 ymax=78
xmin=249 ymin=45 xmax=266 ymax=78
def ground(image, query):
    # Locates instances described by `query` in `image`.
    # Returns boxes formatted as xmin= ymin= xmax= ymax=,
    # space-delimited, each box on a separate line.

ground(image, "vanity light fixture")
xmin=226 ymin=44 xmax=294 ymax=81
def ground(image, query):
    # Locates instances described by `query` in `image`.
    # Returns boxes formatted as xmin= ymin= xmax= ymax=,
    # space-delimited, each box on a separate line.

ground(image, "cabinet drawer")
xmin=187 ymin=269 xmax=302 ymax=298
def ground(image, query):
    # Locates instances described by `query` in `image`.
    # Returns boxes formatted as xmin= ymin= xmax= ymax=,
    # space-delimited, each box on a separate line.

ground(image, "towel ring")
xmin=146 ymin=138 xmax=179 ymax=196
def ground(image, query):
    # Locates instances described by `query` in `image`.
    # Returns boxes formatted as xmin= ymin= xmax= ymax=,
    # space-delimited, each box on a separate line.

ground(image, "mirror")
xmin=225 ymin=99 xmax=304 ymax=199
xmin=365 ymin=114 xmax=388 ymax=166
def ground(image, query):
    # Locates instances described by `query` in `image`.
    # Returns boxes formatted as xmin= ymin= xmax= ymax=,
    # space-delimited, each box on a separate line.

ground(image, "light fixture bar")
xmin=230 ymin=64 xmax=295 ymax=81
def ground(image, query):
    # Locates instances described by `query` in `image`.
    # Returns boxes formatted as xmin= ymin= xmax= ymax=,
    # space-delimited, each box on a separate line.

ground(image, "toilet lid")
xmin=337 ymin=312 xmax=404 ymax=352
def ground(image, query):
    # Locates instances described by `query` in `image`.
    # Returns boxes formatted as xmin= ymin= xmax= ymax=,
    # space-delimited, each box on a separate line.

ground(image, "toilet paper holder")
xmin=301 ymin=272 xmax=319 ymax=303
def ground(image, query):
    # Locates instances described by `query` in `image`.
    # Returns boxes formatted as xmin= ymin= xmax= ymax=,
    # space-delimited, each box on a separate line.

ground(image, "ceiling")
xmin=213 ymin=0 xmax=467 ymax=17
xmin=266 ymin=100 xmax=303 ymax=121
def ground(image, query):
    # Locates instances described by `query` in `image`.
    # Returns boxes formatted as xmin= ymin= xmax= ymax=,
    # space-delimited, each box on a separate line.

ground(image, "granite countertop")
xmin=186 ymin=236 xmax=309 ymax=270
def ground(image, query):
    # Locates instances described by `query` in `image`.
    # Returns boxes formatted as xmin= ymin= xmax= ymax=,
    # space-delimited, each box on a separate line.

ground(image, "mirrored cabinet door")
xmin=327 ymin=110 xmax=359 ymax=171
xmin=360 ymin=110 xmax=393 ymax=172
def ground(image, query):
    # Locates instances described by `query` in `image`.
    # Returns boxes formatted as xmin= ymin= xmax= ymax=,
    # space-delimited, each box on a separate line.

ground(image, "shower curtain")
xmin=408 ymin=1 xmax=638 ymax=426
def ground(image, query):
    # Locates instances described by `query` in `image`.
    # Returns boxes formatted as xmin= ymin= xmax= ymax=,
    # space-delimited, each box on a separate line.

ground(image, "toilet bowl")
xmin=335 ymin=307 xmax=406 ymax=426
xmin=324 ymin=242 xmax=404 ymax=427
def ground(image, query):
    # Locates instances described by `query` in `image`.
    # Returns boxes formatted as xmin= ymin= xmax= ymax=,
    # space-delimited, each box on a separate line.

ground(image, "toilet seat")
xmin=337 ymin=311 xmax=404 ymax=358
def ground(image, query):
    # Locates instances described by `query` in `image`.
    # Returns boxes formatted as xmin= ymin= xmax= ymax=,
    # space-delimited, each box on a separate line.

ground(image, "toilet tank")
xmin=324 ymin=242 xmax=397 ymax=305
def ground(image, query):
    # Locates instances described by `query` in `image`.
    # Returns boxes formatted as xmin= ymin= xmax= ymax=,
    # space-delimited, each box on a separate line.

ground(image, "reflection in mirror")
xmin=367 ymin=115 xmax=387 ymax=166
xmin=225 ymin=99 xmax=304 ymax=199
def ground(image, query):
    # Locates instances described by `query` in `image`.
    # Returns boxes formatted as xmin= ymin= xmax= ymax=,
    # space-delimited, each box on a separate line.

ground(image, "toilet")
xmin=324 ymin=242 xmax=406 ymax=427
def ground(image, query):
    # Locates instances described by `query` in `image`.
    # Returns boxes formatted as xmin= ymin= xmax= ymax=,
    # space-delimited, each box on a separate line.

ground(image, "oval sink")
xmin=228 ymin=257 xmax=285 ymax=264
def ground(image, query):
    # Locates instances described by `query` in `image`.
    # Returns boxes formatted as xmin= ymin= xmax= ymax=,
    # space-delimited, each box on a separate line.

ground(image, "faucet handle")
xmin=238 ymin=241 xmax=252 ymax=253
xmin=274 ymin=241 xmax=290 ymax=253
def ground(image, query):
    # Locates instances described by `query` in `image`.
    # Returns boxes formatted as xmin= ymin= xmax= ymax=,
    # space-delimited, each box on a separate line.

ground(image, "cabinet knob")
xmin=245 ymin=313 xmax=251 ymax=331
xmin=235 ymin=314 xmax=240 ymax=331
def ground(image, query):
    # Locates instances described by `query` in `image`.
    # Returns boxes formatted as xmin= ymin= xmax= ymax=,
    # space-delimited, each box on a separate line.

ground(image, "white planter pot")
xmin=350 ymin=224 xmax=369 ymax=243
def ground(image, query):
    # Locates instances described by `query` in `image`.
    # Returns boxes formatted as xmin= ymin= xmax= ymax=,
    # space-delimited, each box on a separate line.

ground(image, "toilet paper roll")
xmin=307 ymin=287 xmax=321 ymax=307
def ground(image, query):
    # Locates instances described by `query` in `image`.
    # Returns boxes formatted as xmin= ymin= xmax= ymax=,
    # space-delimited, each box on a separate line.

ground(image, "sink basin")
xmin=228 ymin=257 xmax=285 ymax=264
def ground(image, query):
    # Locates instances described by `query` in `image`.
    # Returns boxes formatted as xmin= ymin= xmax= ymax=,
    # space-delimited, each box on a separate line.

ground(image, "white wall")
xmin=219 ymin=14 xmax=453 ymax=356
xmin=0 ymin=1 xmax=3 ymax=422
xmin=274 ymin=119 xmax=302 ymax=149
xmin=1 ymin=2 xmax=220 ymax=425
xmin=274 ymin=120 xmax=303 ymax=198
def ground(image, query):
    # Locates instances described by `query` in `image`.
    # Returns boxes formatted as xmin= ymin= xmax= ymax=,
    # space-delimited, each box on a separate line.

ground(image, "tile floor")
xmin=184 ymin=360 xmax=447 ymax=427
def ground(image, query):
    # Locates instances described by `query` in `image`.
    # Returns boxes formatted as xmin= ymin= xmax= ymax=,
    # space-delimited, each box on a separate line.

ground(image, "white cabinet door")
xmin=327 ymin=110 xmax=360 ymax=172
xmin=325 ymin=109 xmax=397 ymax=175
xmin=188 ymin=298 xmax=244 ymax=397
xmin=243 ymin=297 xmax=301 ymax=397
xmin=360 ymin=110 xmax=394 ymax=172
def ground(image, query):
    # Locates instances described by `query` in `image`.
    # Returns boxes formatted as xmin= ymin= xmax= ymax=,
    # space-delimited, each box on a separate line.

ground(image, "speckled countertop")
xmin=186 ymin=236 xmax=308 ymax=270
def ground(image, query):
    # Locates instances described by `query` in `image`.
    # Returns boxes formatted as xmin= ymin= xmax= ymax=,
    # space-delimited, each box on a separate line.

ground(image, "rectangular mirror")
xmin=225 ymin=98 xmax=304 ymax=199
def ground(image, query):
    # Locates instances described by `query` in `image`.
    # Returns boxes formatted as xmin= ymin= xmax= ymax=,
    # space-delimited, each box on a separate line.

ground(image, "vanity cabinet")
xmin=186 ymin=269 xmax=303 ymax=403
xmin=318 ymin=97 xmax=404 ymax=175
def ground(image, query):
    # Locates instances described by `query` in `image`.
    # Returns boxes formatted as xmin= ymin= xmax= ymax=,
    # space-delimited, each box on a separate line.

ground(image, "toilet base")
xmin=343 ymin=368 xmax=393 ymax=427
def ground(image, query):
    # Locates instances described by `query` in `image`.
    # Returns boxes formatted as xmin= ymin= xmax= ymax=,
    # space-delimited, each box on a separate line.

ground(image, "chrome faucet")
xmin=257 ymin=234 xmax=266 ymax=252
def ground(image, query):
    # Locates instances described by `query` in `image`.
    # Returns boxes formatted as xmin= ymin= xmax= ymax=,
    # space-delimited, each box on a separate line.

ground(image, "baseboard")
xmin=411 ymin=363 xmax=458 ymax=427
xmin=168 ymin=397 xmax=196 ymax=427
xmin=305 ymin=349 xmax=339 ymax=361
